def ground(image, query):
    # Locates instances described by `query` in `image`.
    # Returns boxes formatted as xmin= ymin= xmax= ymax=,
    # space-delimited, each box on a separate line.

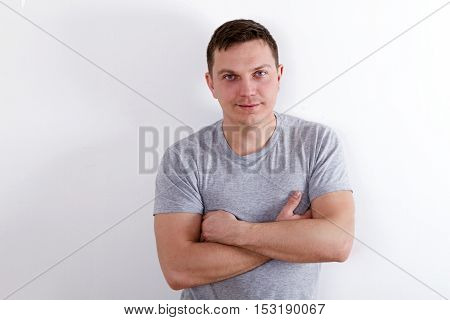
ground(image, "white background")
xmin=0 ymin=0 xmax=449 ymax=299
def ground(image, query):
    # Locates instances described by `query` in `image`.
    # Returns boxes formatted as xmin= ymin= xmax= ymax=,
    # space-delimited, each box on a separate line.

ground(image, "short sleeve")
xmin=308 ymin=127 xmax=353 ymax=201
xmin=153 ymin=148 xmax=204 ymax=216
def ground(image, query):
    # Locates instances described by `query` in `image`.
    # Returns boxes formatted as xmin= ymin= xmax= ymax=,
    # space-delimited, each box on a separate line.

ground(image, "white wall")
xmin=1 ymin=0 xmax=449 ymax=299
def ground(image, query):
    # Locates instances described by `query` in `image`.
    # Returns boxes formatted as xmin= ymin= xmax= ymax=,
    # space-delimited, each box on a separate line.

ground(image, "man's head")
xmin=205 ymin=19 xmax=283 ymax=127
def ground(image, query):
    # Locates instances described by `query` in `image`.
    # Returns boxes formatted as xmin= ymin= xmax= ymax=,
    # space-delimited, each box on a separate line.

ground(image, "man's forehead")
xmin=213 ymin=41 xmax=275 ymax=75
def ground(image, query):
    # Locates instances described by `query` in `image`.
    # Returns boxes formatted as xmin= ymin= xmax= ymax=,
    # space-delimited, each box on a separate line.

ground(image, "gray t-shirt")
xmin=153 ymin=111 xmax=353 ymax=299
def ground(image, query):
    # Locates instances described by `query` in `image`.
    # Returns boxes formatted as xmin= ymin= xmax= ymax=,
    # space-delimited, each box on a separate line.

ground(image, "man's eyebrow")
xmin=216 ymin=64 xmax=272 ymax=75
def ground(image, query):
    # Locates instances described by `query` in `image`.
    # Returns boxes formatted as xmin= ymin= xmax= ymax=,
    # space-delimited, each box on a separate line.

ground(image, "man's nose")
xmin=238 ymin=77 xmax=257 ymax=97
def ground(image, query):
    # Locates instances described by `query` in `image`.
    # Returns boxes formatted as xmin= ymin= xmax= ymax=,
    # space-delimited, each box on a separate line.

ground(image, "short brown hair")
xmin=206 ymin=19 xmax=279 ymax=75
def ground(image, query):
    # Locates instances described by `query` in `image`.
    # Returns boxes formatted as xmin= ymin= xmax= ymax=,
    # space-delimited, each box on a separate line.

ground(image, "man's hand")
xmin=276 ymin=191 xmax=312 ymax=221
xmin=201 ymin=210 xmax=242 ymax=245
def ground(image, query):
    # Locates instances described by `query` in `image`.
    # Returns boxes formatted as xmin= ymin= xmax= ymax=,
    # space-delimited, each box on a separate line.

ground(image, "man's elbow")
xmin=164 ymin=269 xmax=188 ymax=291
xmin=167 ymin=280 xmax=184 ymax=291
xmin=334 ymin=237 xmax=353 ymax=262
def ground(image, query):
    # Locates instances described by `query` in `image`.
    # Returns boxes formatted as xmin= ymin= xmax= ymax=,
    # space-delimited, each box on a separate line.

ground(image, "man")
xmin=153 ymin=19 xmax=354 ymax=299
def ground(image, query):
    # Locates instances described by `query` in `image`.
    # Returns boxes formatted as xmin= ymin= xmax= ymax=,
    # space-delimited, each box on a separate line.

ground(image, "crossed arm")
xmin=154 ymin=190 xmax=354 ymax=290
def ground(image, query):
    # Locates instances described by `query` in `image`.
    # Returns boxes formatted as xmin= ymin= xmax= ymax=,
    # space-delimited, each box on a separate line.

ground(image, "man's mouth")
xmin=237 ymin=103 xmax=260 ymax=108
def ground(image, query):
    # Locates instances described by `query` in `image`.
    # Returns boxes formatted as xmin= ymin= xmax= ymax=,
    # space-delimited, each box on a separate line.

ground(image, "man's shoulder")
xmin=164 ymin=119 xmax=221 ymax=157
xmin=278 ymin=112 xmax=335 ymax=140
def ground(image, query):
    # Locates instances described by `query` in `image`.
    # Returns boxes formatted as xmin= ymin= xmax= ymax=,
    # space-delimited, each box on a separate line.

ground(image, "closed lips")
xmin=237 ymin=104 xmax=259 ymax=107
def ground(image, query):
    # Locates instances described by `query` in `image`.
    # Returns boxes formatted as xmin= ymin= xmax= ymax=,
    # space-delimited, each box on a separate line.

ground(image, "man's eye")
xmin=254 ymin=70 xmax=268 ymax=77
xmin=223 ymin=74 xmax=236 ymax=80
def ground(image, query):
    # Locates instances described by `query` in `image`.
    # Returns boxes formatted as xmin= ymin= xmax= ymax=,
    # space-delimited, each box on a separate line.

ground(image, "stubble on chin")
xmin=227 ymin=106 xmax=274 ymax=126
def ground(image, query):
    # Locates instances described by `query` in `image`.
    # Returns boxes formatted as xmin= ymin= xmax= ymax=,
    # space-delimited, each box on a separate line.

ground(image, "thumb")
xmin=282 ymin=191 xmax=302 ymax=213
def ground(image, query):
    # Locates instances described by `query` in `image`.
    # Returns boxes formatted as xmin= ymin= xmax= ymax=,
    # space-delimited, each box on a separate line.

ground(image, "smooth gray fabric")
xmin=153 ymin=111 xmax=353 ymax=299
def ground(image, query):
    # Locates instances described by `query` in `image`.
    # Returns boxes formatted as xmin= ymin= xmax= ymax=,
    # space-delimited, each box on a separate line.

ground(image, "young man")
xmin=153 ymin=19 xmax=354 ymax=299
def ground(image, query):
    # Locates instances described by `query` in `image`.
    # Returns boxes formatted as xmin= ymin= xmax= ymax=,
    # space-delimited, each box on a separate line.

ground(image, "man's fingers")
xmin=282 ymin=191 xmax=303 ymax=212
xmin=275 ymin=191 xmax=303 ymax=221
xmin=202 ymin=213 xmax=210 ymax=220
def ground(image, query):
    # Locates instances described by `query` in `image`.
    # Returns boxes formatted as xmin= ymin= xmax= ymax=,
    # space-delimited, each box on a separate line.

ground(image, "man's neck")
xmin=222 ymin=113 xmax=277 ymax=156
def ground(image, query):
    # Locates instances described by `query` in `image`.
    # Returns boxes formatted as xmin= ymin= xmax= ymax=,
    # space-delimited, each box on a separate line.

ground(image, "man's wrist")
xmin=233 ymin=220 xmax=253 ymax=247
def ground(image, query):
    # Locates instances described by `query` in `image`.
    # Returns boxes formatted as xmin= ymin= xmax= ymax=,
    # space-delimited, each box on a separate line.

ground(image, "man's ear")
xmin=277 ymin=64 xmax=284 ymax=91
xmin=277 ymin=64 xmax=284 ymax=82
xmin=205 ymin=72 xmax=218 ymax=99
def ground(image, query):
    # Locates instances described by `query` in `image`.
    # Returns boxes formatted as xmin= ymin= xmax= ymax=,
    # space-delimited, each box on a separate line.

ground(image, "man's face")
xmin=205 ymin=39 xmax=283 ymax=127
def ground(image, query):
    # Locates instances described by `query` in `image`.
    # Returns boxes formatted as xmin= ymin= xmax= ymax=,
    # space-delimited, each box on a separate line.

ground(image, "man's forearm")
xmin=172 ymin=241 xmax=270 ymax=290
xmin=232 ymin=218 xmax=353 ymax=263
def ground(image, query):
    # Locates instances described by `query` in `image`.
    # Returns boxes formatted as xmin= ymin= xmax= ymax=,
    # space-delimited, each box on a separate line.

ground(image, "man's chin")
xmin=222 ymin=105 xmax=274 ymax=126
